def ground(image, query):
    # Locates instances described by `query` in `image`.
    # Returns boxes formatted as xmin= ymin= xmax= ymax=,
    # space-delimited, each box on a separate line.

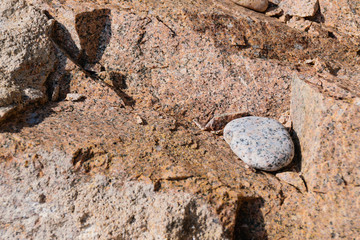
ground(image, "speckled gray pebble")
xmin=223 ymin=116 xmax=294 ymax=171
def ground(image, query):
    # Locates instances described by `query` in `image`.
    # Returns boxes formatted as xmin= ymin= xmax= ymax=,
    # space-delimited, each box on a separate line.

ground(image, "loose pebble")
xmin=265 ymin=6 xmax=283 ymax=17
xmin=231 ymin=0 xmax=269 ymax=12
xmin=51 ymin=83 xmax=60 ymax=102
xmin=223 ymin=116 xmax=294 ymax=171
xmin=65 ymin=93 xmax=86 ymax=102
xmin=278 ymin=111 xmax=292 ymax=129
xmin=135 ymin=115 xmax=145 ymax=125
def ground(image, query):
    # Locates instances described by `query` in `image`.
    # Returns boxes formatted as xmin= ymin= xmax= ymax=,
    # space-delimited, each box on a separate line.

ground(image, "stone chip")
xmin=66 ymin=93 xmax=86 ymax=102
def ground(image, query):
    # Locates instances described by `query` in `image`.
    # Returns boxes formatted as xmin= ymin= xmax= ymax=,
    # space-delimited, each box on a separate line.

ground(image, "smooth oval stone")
xmin=224 ymin=116 xmax=294 ymax=171
xmin=231 ymin=0 xmax=269 ymax=12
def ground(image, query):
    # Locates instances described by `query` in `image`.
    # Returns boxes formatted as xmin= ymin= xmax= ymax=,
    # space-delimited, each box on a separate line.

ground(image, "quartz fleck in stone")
xmin=224 ymin=116 xmax=294 ymax=171
xmin=65 ymin=93 xmax=86 ymax=102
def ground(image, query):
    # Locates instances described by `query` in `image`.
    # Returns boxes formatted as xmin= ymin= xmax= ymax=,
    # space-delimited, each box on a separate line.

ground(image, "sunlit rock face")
xmin=0 ymin=0 xmax=56 ymax=122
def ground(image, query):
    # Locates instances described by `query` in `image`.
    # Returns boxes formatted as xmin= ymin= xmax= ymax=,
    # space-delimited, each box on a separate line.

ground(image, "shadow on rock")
xmin=0 ymin=8 xmax=117 ymax=132
xmin=75 ymin=9 xmax=112 ymax=67
xmin=289 ymin=129 xmax=302 ymax=172
xmin=46 ymin=41 xmax=72 ymax=102
xmin=48 ymin=12 xmax=81 ymax=61
xmin=101 ymin=71 xmax=136 ymax=107
xmin=0 ymin=103 xmax=57 ymax=133
xmin=0 ymin=13 xmax=72 ymax=132
xmin=233 ymin=197 xmax=268 ymax=240
xmin=51 ymin=8 xmax=134 ymax=107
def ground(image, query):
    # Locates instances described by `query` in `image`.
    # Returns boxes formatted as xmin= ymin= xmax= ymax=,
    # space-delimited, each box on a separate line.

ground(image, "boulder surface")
xmin=0 ymin=0 xmax=56 ymax=122
xmin=0 ymin=0 xmax=359 ymax=239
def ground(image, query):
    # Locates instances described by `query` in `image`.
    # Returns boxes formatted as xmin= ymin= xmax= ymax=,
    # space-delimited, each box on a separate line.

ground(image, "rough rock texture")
xmin=0 ymin=0 xmax=56 ymax=122
xmin=275 ymin=172 xmax=307 ymax=193
xmin=65 ymin=93 xmax=86 ymax=102
xmin=290 ymin=75 xmax=360 ymax=239
xmin=279 ymin=0 xmax=319 ymax=17
xmin=0 ymin=81 xmax=283 ymax=239
xmin=0 ymin=0 xmax=359 ymax=239
xmin=263 ymin=0 xmax=360 ymax=44
xmin=319 ymin=0 xmax=360 ymax=40
xmin=287 ymin=17 xmax=313 ymax=32
xmin=0 ymin=151 xmax=224 ymax=239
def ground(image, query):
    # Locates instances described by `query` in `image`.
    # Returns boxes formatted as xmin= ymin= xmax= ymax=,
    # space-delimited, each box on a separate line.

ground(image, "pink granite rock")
xmin=319 ymin=0 xmax=360 ymax=42
xmin=0 ymin=0 xmax=359 ymax=239
xmin=280 ymin=0 xmax=319 ymax=17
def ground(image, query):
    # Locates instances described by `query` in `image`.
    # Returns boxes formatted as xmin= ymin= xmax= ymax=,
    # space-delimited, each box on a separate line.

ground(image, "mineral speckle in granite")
xmin=224 ymin=116 xmax=294 ymax=171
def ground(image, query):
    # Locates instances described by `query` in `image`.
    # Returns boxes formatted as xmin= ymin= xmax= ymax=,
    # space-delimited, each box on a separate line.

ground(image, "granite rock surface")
xmin=279 ymin=0 xmax=319 ymax=17
xmin=0 ymin=0 xmax=359 ymax=239
xmin=290 ymin=74 xmax=360 ymax=239
xmin=0 ymin=0 xmax=56 ymax=122
xmin=0 ymin=151 xmax=224 ymax=239
xmin=319 ymin=0 xmax=360 ymax=41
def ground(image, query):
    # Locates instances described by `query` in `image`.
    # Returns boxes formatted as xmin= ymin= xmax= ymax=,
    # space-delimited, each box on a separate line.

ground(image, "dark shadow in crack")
xmin=233 ymin=196 xmax=268 ymax=240
xmin=288 ymin=129 xmax=302 ymax=173
xmin=48 ymin=13 xmax=81 ymax=61
xmin=75 ymin=9 xmax=112 ymax=67
xmin=304 ymin=3 xmax=325 ymax=24
xmin=0 ymin=102 xmax=57 ymax=133
xmin=103 ymin=71 xmax=135 ymax=107
xmin=46 ymin=43 xmax=72 ymax=102
xmin=44 ymin=11 xmax=77 ymax=101
xmin=73 ymin=9 xmax=135 ymax=107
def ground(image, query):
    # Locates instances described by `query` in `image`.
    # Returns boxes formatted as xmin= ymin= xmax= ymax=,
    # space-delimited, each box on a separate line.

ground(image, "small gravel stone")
xmin=65 ymin=93 xmax=86 ymax=102
xmin=135 ymin=115 xmax=145 ymax=125
xmin=265 ymin=6 xmax=283 ymax=17
xmin=224 ymin=116 xmax=294 ymax=171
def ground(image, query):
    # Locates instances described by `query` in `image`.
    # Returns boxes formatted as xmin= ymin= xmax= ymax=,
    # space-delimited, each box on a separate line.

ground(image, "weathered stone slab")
xmin=280 ymin=0 xmax=319 ymax=17
xmin=319 ymin=0 xmax=360 ymax=41
xmin=290 ymin=74 xmax=360 ymax=238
